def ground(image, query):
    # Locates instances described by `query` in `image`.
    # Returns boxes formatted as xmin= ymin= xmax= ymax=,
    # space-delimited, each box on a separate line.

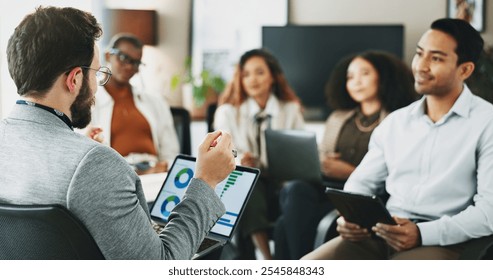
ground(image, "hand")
xmin=336 ymin=216 xmax=371 ymax=241
xmin=372 ymin=216 xmax=421 ymax=251
xmin=195 ymin=130 xmax=236 ymax=189
xmin=321 ymin=153 xmax=355 ymax=180
xmin=240 ymin=152 xmax=259 ymax=167
xmin=86 ymin=126 xmax=104 ymax=143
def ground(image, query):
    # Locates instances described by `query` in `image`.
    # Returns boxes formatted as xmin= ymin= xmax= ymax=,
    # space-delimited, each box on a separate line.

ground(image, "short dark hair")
xmin=326 ymin=50 xmax=418 ymax=112
xmin=107 ymin=33 xmax=143 ymax=51
xmin=430 ymin=18 xmax=484 ymax=65
xmin=7 ymin=6 xmax=102 ymax=96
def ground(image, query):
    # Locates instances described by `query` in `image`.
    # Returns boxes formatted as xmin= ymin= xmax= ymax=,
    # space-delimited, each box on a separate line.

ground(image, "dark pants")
xmin=274 ymin=180 xmax=333 ymax=259
xmin=304 ymin=235 xmax=465 ymax=259
xmin=236 ymin=175 xmax=281 ymax=259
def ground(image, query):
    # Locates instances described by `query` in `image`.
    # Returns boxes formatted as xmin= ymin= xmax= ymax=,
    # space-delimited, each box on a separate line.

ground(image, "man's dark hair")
xmin=7 ymin=6 xmax=102 ymax=97
xmin=107 ymin=33 xmax=144 ymax=51
xmin=326 ymin=50 xmax=418 ymax=112
xmin=430 ymin=18 xmax=484 ymax=65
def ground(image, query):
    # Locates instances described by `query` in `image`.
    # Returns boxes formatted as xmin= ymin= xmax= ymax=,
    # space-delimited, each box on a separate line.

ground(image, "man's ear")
xmin=65 ymin=67 xmax=83 ymax=93
xmin=458 ymin=62 xmax=475 ymax=80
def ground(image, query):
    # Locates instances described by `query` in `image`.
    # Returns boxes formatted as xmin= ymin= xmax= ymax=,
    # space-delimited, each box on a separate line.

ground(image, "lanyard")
xmin=16 ymin=100 xmax=73 ymax=130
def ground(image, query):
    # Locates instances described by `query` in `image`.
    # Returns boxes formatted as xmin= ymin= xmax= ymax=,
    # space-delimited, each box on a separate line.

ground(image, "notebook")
xmin=149 ymin=154 xmax=260 ymax=259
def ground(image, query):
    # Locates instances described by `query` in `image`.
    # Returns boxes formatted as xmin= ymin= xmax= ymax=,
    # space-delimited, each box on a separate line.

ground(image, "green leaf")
xmin=170 ymin=75 xmax=181 ymax=91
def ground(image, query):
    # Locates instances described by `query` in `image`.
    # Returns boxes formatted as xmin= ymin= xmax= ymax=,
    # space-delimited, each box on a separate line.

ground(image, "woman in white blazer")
xmin=214 ymin=49 xmax=305 ymax=259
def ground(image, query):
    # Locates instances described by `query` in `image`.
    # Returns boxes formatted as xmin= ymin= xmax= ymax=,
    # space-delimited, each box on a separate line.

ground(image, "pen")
xmin=208 ymin=141 xmax=237 ymax=158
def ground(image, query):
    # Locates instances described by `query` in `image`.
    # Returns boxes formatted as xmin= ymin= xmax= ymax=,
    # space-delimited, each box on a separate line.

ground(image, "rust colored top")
xmin=107 ymin=85 xmax=157 ymax=157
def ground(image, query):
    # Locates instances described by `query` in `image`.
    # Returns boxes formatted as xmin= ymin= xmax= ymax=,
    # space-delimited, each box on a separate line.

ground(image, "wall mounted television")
xmin=262 ymin=25 xmax=404 ymax=121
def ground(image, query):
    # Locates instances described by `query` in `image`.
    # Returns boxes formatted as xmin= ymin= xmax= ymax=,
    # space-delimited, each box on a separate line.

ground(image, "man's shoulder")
xmin=383 ymin=99 xmax=421 ymax=122
xmin=62 ymin=132 xmax=124 ymax=163
xmin=470 ymin=94 xmax=493 ymax=118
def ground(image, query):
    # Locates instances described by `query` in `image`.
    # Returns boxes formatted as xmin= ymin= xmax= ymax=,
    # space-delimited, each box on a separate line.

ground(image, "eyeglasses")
xmin=81 ymin=66 xmax=112 ymax=86
xmin=108 ymin=48 xmax=144 ymax=68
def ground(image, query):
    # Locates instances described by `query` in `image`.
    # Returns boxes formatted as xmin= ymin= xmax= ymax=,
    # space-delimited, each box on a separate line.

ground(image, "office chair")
xmin=0 ymin=203 xmax=104 ymax=260
xmin=206 ymin=103 xmax=217 ymax=133
xmin=313 ymin=209 xmax=493 ymax=260
xmin=170 ymin=107 xmax=192 ymax=155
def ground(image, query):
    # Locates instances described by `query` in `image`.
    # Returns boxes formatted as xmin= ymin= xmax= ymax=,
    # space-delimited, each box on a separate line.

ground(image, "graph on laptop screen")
xmin=150 ymin=157 xmax=255 ymax=237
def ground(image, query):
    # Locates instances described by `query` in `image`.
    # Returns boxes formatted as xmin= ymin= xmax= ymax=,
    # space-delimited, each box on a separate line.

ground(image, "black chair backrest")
xmin=170 ymin=107 xmax=192 ymax=155
xmin=0 ymin=204 xmax=104 ymax=260
xmin=206 ymin=103 xmax=218 ymax=133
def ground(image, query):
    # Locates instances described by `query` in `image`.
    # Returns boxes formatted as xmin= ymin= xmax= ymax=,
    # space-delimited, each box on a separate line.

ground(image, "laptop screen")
xmin=150 ymin=155 xmax=259 ymax=238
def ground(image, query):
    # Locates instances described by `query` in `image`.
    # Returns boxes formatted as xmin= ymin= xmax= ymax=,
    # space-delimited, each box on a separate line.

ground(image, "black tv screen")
xmin=262 ymin=25 xmax=404 ymax=121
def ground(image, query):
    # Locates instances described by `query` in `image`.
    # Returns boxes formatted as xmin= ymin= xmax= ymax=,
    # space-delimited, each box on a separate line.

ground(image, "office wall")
xmin=2 ymin=0 xmax=492 ymax=116
xmin=104 ymin=0 xmax=190 ymax=106
xmin=290 ymin=0 xmax=493 ymax=65
xmin=289 ymin=0 xmax=441 ymax=64
xmin=148 ymin=0 xmax=493 ymax=106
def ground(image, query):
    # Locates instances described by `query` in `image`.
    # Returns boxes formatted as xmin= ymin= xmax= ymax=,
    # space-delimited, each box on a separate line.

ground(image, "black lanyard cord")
xmin=16 ymin=100 xmax=73 ymax=130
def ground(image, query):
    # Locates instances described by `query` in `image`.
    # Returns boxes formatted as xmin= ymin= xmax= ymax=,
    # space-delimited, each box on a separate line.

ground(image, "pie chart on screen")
xmin=160 ymin=195 xmax=180 ymax=217
xmin=174 ymin=168 xmax=194 ymax=189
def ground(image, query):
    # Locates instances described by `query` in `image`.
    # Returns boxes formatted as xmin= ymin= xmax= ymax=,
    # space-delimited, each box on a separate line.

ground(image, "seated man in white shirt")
xmin=303 ymin=18 xmax=493 ymax=260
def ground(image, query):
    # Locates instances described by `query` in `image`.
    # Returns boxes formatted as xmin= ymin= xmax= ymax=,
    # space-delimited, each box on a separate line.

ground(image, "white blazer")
xmin=214 ymin=94 xmax=305 ymax=167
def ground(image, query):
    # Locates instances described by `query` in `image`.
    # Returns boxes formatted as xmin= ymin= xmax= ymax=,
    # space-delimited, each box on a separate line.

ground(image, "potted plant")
xmin=170 ymin=57 xmax=226 ymax=118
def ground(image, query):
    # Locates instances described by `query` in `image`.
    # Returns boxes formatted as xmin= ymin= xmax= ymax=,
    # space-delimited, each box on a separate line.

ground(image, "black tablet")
xmin=326 ymin=188 xmax=396 ymax=231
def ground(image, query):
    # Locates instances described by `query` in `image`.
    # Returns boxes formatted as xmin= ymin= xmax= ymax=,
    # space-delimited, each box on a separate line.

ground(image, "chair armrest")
xmin=313 ymin=209 xmax=340 ymax=249
xmin=459 ymin=235 xmax=493 ymax=260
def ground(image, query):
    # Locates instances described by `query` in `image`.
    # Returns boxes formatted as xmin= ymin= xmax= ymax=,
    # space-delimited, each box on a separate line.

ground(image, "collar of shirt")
xmin=96 ymin=84 xmax=143 ymax=108
xmin=246 ymin=93 xmax=280 ymax=120
xmin=410 ymin=84 xmax=473 ymax=125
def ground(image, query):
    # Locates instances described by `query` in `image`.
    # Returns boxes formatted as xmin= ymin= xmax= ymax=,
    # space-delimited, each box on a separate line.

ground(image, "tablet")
xmin=325 ymin=188 xmax=396 ymax=231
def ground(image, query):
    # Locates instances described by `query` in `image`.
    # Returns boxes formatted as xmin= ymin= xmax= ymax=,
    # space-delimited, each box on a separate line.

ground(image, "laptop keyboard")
xmin=197 ymin=238 xmax=220 ymax=253
xmin=152 ymin=221 xmax=164 ymax=233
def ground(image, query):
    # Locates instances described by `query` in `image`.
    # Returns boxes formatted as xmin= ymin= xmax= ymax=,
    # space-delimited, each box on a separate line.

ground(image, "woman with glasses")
xmin=88 ymin=33 xmax=179 ymax=174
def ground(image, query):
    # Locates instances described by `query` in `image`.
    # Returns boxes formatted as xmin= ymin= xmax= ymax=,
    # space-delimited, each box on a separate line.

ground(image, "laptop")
xmin=149 ymin=154 xmax=260 ymax=259
xmin=265 ymin=129 xmax=345 ymax=188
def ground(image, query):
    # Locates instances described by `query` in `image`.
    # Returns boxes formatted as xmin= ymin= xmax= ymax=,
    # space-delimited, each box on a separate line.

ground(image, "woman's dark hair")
xmin=219 ymin=48 xmax=300 ymax=106
xmin=326 ymin=50 xmax=418 ymax=112
xmin=7 ymin=6 xmax=102 ymax=97
xmin=107 ymin=33 xmax=143 ymax=51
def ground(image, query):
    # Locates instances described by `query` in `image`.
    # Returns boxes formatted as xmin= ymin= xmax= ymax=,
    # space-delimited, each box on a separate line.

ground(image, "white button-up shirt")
xmin=345 ymin=85 xmax=493 ymax=246
xmin=214 ymin=94 xmax=305 ymax=167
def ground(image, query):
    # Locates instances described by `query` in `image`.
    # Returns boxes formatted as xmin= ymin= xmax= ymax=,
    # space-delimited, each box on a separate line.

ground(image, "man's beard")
xmin=70 ymin=78 xmax=95 ymax=129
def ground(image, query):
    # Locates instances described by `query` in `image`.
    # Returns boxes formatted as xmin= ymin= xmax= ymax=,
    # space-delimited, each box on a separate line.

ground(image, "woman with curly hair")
xmin=274 ymin=50 xmax=418 ymax=259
